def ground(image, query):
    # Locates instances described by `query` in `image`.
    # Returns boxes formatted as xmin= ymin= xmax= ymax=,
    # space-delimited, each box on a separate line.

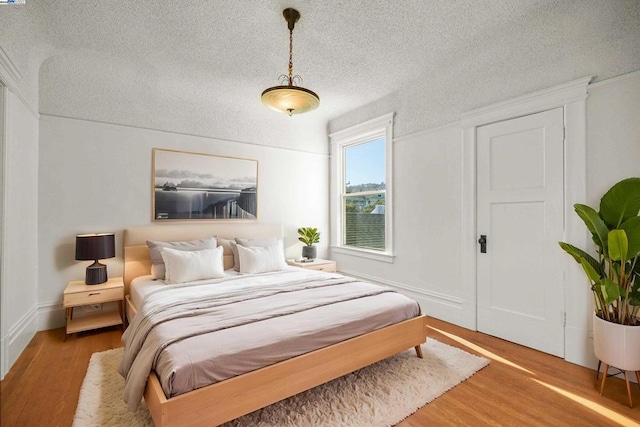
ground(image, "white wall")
xmin=330 ymin=71 xmax=640 ymax=369
xmin=332 ymin=123 xmax=465 ymax=326
xmin=582 ymin=71 xmax=640 ymax=366
xmin=587 ymin=72 xmax=640 ymax=204
xmin=1 ymin=88 xmax=39 ymax=379
xmin=37 ymin=115 xmax=329 ymax=329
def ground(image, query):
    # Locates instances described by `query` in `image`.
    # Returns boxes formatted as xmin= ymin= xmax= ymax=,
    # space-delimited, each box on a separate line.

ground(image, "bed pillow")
xmin=147 ymin=237 xmax=217 ymax=279
xmin=217 ymin=238 xmax=238 ymax=270
xmin=233 ymin=236 xmax=280 ymax=272
xmin=216 ymin=238 xmax=235 ymax=270
xmin=160 ymin=246 xmax=224 ymax=284
xmin=235 ymin=236 xmax=280 ymax=247
xmin=218 ymin=238 xmax=240 ymax=271
xmin=236 ymin=241 xmax=287 ymax=274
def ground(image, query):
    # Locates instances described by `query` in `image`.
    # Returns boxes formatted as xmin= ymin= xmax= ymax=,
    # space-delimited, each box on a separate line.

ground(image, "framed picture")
xmin=152 ymin=148 xmax=258 ymax=221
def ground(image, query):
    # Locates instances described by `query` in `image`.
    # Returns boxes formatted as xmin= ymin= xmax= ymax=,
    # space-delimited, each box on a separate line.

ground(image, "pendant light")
xmin=261 ymin=8 xmax=320 ymax=116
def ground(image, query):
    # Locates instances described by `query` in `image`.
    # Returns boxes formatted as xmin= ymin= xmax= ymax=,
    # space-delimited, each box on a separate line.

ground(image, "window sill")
xmin=330 ymin=246 xmax=395 ymax=263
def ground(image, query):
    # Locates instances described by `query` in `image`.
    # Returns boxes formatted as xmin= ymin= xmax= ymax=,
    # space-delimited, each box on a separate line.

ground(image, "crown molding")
xmin=0 ymin=44 xmax=38 ymax=118
xmin=588 ymin=69 xmax=640 ymax=92
xmin=460 ymin=76 xmax=593 ymax=128
xmin=0 ymin=45 xmax=22 ymax=84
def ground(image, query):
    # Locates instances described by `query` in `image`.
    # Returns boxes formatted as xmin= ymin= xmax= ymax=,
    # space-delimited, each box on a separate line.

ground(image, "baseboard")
xmin=38 ymin=301 xmax=66 ymax=331
xmin=1 ymin=304 xmax=37 ymax=379
xmin=0 ymin=335 xmax=5 ymax=380
xmin=338 ymin=269 xmax=465 ymax=327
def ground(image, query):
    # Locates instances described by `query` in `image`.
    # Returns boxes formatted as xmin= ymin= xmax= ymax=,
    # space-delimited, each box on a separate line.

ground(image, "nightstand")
xmin=287 ymin=258 xmax=337 ymax=272
xmin=63 ymin=277 xmax=124 ymax=340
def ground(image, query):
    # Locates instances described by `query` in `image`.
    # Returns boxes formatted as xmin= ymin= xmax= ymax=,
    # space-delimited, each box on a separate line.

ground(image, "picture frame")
xmin=152 ymin=148 xmax=258 ymax=221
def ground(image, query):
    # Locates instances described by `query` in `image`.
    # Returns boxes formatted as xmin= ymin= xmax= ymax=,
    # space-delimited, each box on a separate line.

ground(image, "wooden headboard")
xmin=123 ymin=223 xmax=283 ymax=294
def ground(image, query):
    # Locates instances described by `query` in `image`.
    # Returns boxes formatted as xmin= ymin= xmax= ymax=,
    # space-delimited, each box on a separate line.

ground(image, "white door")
xmin=476 ymin=108 xmax=565 ymax=357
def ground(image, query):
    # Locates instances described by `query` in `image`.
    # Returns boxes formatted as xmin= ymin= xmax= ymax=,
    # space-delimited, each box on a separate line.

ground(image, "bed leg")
xmin=415 ymin=345 xmax=423 ymax=358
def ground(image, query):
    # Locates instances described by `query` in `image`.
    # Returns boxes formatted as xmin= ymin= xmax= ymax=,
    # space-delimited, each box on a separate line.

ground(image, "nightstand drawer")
xmin=64 ymin=287 xmax=123 ymax=307
xmin=307 ymin=264 xmax=336 ymax=272
xmin=287 ymin=259 xmax=337 ymax=272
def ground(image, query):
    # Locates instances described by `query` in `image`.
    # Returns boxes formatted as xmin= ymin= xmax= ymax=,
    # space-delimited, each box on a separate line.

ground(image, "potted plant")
xmin=298 ymin=227 xmax=320 ymax=260
xmin=559 ymin=177 xmax=640 ymax=405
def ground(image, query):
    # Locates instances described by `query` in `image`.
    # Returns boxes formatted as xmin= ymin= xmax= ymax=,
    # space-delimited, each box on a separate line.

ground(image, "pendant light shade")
xmin=261 ymin=85 xmax=320 ymax=115
xmin=261 ymin=8 xmax=319 ymax=116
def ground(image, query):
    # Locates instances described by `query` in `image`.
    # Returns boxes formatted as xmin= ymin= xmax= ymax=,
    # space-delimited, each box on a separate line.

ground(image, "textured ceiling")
xmin=1 ymin=0 xmax=639 ymax=153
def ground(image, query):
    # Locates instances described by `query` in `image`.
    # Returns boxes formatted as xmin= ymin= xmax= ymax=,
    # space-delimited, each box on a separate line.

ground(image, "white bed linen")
xmin=123 ymin=269 xmax=421 ymax=406
xmin=130 ymin=270 xmax=242 ymax=309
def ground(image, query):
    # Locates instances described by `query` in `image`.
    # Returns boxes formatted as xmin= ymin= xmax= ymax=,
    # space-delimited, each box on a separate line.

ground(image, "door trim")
xmin=459 ymin=76 xmax=592 ymax=366
xmin=0 ymin=83 xmax=5 ymax=379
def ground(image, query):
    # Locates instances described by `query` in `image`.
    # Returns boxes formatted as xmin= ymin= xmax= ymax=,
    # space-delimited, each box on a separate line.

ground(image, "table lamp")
xmin=75 ymin=233 xmax=115 ymax=285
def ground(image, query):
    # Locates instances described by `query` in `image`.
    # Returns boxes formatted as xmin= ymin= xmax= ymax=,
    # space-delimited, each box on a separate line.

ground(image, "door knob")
xmin=478 ymin=235 xmax=487 ymax=253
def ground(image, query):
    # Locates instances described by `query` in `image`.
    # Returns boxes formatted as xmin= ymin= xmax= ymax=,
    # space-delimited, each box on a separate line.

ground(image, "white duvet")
xmin=119 ymin=269 xmax=421 ymax=411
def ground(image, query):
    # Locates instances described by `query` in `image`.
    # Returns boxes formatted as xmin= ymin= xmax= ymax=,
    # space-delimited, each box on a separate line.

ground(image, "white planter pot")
xmin=593 ymin=312 xmax=640 ymax=371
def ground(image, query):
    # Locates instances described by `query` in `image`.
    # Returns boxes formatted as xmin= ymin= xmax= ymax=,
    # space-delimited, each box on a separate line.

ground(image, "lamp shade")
xmin=76 ymin=233 xmax=115 ymax=285
xmin=261 ymin=86 xmax=320 ymax=115
xmin=75 ymin=233 xmax=115 ymax=261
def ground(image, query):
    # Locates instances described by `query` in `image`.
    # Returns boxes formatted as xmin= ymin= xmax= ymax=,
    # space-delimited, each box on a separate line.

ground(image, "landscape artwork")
xmin=153 ymin=148 xmax=258 ymax=220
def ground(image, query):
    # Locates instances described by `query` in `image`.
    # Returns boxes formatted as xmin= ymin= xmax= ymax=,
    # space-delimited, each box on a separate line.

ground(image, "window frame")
xmin=330 ymin=112 xmax=394 ymax=263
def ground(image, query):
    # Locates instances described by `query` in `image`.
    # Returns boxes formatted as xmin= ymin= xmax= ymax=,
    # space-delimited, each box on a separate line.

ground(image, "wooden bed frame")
xmin=123 ymin=223 xmax=428 ymax=427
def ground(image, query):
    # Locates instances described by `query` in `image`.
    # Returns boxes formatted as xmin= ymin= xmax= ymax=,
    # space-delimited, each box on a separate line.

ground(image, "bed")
xmin=121 ymin=223 xmax=428 ymax=426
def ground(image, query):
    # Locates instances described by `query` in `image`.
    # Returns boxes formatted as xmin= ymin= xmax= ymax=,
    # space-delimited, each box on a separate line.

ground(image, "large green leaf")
xmin=574 ymin=204 xmax=609 ymax=251
xmin=600 ymin=277 xmax=623 ymax=305
xmin=608 ymin=229 xmax=628 ymax=262
xmin=579 ymin=258 xmax=601 ymax=283
xmin=600 ymin=177 xmax=640 ymax=228
xmin=620 ymin=216 xmax=640 ymax=259
xmin=558 ymin=242 xmax=604 ymax=277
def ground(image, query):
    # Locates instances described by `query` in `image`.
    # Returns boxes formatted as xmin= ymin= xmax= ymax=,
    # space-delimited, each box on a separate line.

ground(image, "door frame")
xmin=459 ymin=76 xmax=592 ymax=366
xmin=0 ymin=82 xmax=5 ymax=378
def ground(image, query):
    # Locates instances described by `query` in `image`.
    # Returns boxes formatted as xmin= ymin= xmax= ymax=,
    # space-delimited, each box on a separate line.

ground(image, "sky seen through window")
xmin=345 ymin=137 xmax=385 ymax=187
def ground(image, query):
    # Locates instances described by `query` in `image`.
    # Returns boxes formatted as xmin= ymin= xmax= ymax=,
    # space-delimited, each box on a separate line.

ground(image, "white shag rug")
xmin=74 ymin=339 xmax=489 ymax=427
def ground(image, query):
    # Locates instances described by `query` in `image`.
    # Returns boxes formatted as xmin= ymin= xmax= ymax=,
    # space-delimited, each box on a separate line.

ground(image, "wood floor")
xmin=1 ymin=317 xmax=639 ymax=426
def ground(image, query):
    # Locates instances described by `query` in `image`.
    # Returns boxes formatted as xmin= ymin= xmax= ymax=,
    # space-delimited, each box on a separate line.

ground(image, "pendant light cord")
xmin=288 ymin=28 xmax=294 ymax=86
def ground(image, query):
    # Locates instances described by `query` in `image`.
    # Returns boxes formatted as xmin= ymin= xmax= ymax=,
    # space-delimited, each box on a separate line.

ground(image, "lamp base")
xmin=85 ymin=261 xmax=108 ymax=285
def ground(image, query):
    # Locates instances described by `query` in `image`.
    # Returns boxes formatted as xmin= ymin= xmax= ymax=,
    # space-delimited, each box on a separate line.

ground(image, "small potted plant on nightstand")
xmin=298 ymin=227 xmax=320 ymax=260
xmin=559 ymin=177 xmax=640 ymax=407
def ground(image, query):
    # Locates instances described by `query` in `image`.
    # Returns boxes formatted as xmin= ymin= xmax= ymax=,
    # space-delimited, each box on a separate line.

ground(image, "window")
xmin=330 ymin=113 xmax=393 ymax=262
xmin=344 ymin=138 xmax=386 ymax=250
